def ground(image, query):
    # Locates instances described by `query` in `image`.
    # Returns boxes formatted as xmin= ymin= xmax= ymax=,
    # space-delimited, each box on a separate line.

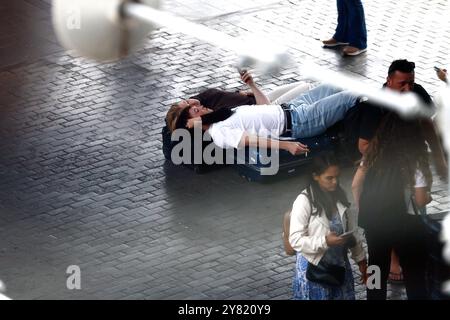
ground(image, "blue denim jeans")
xmin=287 ymin=84 xmax=358 ymax=138
xmin=333 ymin=0 xmax=367 ymax=49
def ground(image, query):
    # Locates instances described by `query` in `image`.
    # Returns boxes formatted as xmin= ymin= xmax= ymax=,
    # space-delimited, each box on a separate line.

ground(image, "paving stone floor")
xmin=0 ymin=0 xmax=449 ymax=299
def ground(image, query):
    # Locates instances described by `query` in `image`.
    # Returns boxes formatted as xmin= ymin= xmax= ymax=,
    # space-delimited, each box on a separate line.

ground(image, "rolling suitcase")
xmin=161 ymin=125 xmax=228 ymax=174
xmin=234 ymin=132 xmax=339 ymax=182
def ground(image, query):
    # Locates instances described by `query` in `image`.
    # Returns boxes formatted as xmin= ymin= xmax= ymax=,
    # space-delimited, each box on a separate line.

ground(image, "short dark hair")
xmin=388 ymin=59 xmax=415 ymax=76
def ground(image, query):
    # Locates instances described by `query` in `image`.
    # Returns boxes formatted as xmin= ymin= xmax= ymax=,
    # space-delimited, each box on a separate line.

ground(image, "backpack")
xmin=282 ymin=190 xmax=313 ymax=256
xmin=283 ymin=210 xmax=296 ymax=256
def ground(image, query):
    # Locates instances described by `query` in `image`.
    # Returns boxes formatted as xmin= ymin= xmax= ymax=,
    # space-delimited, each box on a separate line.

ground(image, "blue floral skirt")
xmin=292 ymin=253 xmax=355 ymax=300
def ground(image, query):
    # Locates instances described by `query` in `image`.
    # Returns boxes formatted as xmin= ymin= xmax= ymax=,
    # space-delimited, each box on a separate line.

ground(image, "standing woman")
xmin=289 ymin=154 xmax=367 ymax=300
xmin=322 ymin=0 xmax=367 ymax=56
xmin=359 ymin=113 xmax=433 ymax=299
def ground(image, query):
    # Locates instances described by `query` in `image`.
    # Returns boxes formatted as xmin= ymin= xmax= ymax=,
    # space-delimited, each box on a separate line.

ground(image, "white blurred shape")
xmin=0 ymin=294 xmax=11 ymax=300
xmin=443 ymin=279 xmax=450 ymax=296
xmin=0 ymin=280 xmax=11 ymax=300
xmin=52 ymin=0 xmax=160 ymax=62
xmin=435 ymin=86 xmax=450 ymax=269
xmin=442 ymin=214 xmax=450 ymax=265
xmin=301 ymin=61 xmax=433 ymax=119
xmin=443 ymin=211 xmax=450 ymax=296
xmin=124 ymin=2 xmax=289 ymax=73
xmin=435 ymin=87 xmax=450 ymax=154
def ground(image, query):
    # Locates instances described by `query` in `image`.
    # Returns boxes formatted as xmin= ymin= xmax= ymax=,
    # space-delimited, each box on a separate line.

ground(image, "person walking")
xmin=322 ymin=0 xmax=367 ymax=56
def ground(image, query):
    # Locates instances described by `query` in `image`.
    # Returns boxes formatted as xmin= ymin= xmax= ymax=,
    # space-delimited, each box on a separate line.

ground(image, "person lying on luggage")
xmin=166 ymin=71 xmax=358 ymax=155
xmin=165 ymin=72 xmax=314 ymax=132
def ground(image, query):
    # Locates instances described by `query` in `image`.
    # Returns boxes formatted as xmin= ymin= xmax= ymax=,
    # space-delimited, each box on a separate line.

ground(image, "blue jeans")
xmin=333 ymin=0 xmax=367 ymax=49
xmin=287 ymin=84 xmax=358 ymax=138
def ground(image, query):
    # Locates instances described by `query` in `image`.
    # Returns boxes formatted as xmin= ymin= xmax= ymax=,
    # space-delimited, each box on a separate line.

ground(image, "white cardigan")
xmin=289 ymin=189 xmax=366 ymax=266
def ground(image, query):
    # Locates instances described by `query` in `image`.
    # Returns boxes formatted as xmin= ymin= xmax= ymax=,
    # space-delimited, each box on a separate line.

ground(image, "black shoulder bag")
xmin=306 ymin=260 xmax=346 ymax=287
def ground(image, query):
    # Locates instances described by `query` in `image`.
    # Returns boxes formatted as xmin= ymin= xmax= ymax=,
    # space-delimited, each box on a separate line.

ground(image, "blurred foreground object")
xmin=436 ymin=86 xmax=450 ymax=296
xmin=51 ymin=0 xmax=290 ymax=73
xmin=443 ymin=214 xmax=450 ymax=295
xmin=0 ymin=280 xmax=11 ymax=300
xmin=52 ymin=0 xmax=160 ymax=62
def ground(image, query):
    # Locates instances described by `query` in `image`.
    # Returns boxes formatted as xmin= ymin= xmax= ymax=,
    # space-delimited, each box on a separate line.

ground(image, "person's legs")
xmin=365 ymin=229 xmax=391 ymax=300
xmin=333 ymin=0 xmax=348 ymax=43
xmin=288 ymin=84 xmax=343 ymax=107
xmin=267 ymin=82 xmax=312 ymax=104
xmin=273 ymin=83 xmax=314 ymax=105
xmin=345 ymin=0 xmax=367 ymax=49
xmin=388 ymin=250 xmax=403 ymax=283
xmin=396 ymin=216 xmax=428 ymax=299
xmin=290 ymin=90 xmax=358 ymax=138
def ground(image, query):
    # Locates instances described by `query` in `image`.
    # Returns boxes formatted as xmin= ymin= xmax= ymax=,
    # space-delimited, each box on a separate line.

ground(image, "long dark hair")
xmin=306 ymin=153 xmax=350 ymax=220
xmin=364 ymin=112 xmax=432 ymax=191
xmin=173 ymin=107 xmax=234 ymax=132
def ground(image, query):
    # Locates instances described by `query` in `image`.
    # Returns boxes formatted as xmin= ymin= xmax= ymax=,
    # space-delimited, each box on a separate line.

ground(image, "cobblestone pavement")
xmin=0 ymin=0 xmax=449 ymax=300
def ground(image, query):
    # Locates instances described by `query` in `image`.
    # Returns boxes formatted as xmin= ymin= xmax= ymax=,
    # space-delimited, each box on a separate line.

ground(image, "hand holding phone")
xmin=236 ymin=66 xmax=247 ymax=76
xmin=435 ymin=66 xmax=448 ymax=83
xmin=340 ymin=229 xmax=356 ymax=237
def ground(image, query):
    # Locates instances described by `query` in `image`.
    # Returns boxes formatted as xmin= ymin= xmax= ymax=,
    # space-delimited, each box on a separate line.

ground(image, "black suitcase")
xmin=161 ymin=125 xmax=228 ymax=174
xmin=234 ymin=132 xmax=340 ymax=182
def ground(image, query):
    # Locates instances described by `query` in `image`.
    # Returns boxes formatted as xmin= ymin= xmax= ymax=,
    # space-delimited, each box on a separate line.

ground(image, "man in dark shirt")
xmin=353 ymin=60 xmax=447 ymax=204
xmin=356 ymin=61 xmax=435 ymax=158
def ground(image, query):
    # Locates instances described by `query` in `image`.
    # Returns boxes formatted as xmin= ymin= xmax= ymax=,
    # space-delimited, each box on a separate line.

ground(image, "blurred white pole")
xmin=301 ymin=63 xmax=435 ymax=119
xmin=0 ymin=280 xmax=11 ymax=300
xmin=123 ymin=2 xmax=289 ymax=70
xmin=0 ymin=294 xmax=11 ymax=300
xmin=433 ymin=85 xmax=450 ymax=296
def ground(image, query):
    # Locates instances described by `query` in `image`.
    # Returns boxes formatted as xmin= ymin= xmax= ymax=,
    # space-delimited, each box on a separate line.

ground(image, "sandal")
xmin=388 ymin=271 xmax=404 ymax=284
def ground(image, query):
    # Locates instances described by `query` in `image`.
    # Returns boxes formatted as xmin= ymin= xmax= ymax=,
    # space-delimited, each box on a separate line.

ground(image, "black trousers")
xmin=365 ymin=214 xmax=428 ymax=300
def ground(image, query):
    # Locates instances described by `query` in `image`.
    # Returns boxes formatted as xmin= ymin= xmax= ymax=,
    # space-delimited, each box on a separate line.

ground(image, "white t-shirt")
xmin=405 ymin=168 xmax=428 ymax=215
xmin=207 ymin=104 xmax=285 ymax=149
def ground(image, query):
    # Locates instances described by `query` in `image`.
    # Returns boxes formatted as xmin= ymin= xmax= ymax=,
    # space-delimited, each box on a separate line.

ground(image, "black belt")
xmin=281 ymin=103 xmax=292 ymax=136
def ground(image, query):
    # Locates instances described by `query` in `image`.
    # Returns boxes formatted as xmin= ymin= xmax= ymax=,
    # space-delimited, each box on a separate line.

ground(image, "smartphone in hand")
xmin=237 ymin=67 xmax=247 ymax=76
xmin=340 ymin=229 xmax=356 ymax=237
